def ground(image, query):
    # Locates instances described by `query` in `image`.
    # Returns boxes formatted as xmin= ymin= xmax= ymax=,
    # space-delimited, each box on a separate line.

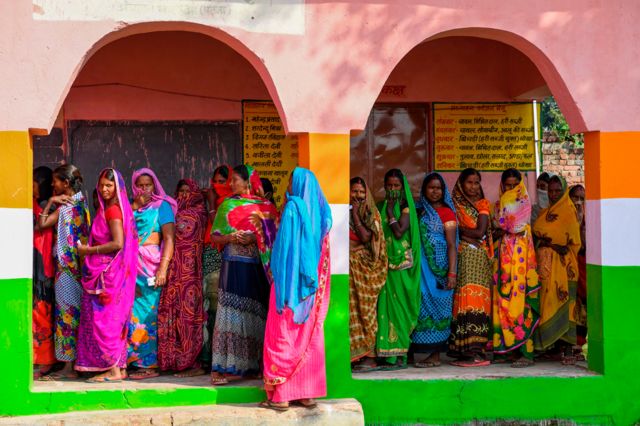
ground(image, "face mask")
xmin=537 ymin=189 xmax=549 ymax=208
xmin=386 ymin=189 xmax=402 ymax=200
xmin=213 ymin=183 xmax=232 ymax=198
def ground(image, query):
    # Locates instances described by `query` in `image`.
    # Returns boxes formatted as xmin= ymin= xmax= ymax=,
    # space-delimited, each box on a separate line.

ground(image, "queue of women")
xmin=349 ymin=168 xmax=587 ymax=371
xmin=32 ymin=163 xmax=331 ymax=411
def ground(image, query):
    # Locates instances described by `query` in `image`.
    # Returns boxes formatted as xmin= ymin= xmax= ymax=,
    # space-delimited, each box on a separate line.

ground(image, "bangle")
xmin=388 ymin=219 xmax=398 ymax=226
xmin=96 ymin=246 xmax=100 ymax=254
xmin=448 ymin=272 xmax=457 ymax=278
xmin=39 ymin=213 xmax=49 ymax=218
xmin=209 ymin=209 xmax=216 ymax=214
xmin=161 ymin=256 xmax=171 ymax=262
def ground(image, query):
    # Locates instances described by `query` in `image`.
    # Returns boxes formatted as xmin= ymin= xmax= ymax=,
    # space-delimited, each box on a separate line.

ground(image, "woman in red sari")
xmin=32 ymin=166 xmax=56 ymax=378
xmin=158 ymin=179 xmax=208 ymax=376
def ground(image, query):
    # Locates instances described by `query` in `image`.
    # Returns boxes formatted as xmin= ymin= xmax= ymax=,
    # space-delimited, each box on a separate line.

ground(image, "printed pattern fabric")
xmin=200 ymin=245 xmax=221 ymax=364
xmin=210 ymin=243 xmax=270 ymax=376
xmin=53 ymin=191 xmax=90 ymax=362
xmin=492 ymin=180 xmax=540 ymax=358
xmin=158 ymin=179 xmax=207 ymax=371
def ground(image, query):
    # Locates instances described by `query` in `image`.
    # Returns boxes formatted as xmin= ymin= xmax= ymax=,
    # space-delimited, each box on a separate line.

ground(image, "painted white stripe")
xmin=0 ymin=208 xmax=32 ymax=279
xmin=587 ymin=198 xmax=640 ymax=267
xmin=329 ymin=203 xmax=349 ymax=275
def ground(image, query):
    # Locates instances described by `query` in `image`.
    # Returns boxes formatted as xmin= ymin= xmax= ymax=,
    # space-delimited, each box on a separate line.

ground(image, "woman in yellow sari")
xmin=492 ymin=169 xmax=540 ymax=368
xmin=532 ymin=175 xmax=581 ymax=364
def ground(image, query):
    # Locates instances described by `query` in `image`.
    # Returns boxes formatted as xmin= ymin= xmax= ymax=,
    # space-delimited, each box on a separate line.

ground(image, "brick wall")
xmin=541 ymin=133 xmax=584 ymax=186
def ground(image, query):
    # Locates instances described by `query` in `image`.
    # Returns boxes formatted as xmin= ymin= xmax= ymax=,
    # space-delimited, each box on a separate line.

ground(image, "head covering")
xmin=349 ymin=178 xmax=383 ymax=259
xmin=452 ymin=172 xmax=493 ymax=258
xmin=270 ymin=167 xmax=333 ymax=324
xmin=131 ymin=167 xmax=177 ymax=214
xmin=245 ymin=165 xmax=264 ymax=197
xmin=176 ymin=179 xmax=205 ymax=212
xmin=418 ymin=173 xmax=458 ymax=282
xmin=211 ymin=164 xmax=233 ymax=209
xmin=497 ymin=178 xmax=531 ymax=234
xmin=82 ymin=168 xmax=138 ymax=299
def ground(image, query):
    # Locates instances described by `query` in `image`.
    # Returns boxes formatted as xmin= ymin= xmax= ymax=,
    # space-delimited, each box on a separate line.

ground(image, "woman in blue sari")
xmin=127 ymin=168 xmax=176 ymax=380
xmin=411 ymin=173 xmax=458 ymax=368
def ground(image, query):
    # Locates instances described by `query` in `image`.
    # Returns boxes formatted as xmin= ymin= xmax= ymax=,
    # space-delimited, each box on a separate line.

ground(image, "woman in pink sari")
xmin=261 ymin=167 xmax=332 ymax=411
xmin=75 ymin=168 xmax=139 ymax=382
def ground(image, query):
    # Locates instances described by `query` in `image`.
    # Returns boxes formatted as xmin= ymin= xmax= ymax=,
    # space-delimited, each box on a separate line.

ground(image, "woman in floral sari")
xmin=158 ymin=179 xmax=207 ymax=376
xmin=375 ymin=169 xmax=421 ymax=370
xmin=127 ymin=168 xmax=176 ymax=380
xmin=492 ymin=168 xmax=540 ymax=368
xmin=262 ymin=167 xmax=332 ymax=411
xmin=449 ymin=168 xmax=492 ymax=367
xmin=533 ymin=175 xmax=581 ymax=364
xmin=75 ymin=168 xmax=138 ymax=382
xmin=411 ymin=173 xmax=458 ymax=368
xmin=32 ymin=166 xmax=56 ymax=379
xmin=210 ymin=165 xmax=278 ymax=385
xmin=37 ymin=164 xmax=90 ymax=380
xmin=200 ymin=165 xmax=233 ymax=366
xmin=349 ymin=177 xmax=387 ymax=372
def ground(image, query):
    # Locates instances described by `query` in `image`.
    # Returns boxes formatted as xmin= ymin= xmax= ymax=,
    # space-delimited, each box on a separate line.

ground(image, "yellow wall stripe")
xmin=0 ymin=131 xmax=32 ymax=209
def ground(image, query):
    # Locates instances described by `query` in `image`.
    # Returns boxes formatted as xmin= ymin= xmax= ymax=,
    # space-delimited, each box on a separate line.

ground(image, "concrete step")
xmin=0 ymin=399 xmax=364 ymax=426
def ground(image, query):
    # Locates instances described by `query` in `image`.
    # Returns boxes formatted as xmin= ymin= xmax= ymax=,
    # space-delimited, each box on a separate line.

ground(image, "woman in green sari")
xmin=375 ymin=169 xmax=421 ymax=369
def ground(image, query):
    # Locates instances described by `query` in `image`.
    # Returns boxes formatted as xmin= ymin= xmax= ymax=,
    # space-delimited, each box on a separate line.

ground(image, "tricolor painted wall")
xmin=1 ymin=0 xmax=639 ymax=424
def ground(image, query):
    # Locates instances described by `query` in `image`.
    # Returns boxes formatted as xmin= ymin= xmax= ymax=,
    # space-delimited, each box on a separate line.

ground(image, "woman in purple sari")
xmin=75 ymin=168 xmax=139 ymax=382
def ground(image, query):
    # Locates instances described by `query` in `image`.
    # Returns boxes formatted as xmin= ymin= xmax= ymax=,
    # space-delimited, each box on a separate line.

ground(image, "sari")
xmin=33 ymin=199 xmax=56 ymax=366
xmin=376 ymin=175 xmax=421 ymax=360
xmin=53 ymin=191 xmax=90 ymax=362
xmin=411 ymin=174 xmax=458 ymax=353
xmin=127 ymin=168 xmax=177 ymax=369
xmin=492 ymin=180 xmax=540 ymax=359
xmin=201 ymin=165 xmax=233 ymax=365
xmin=210 ymin=166 xmax=278 ymax=376
xmin=158 ymin=179 xmax=207 ymax=371
xmin=449 ymin=181 xmax=493 ymax=356
xmin=349 ymin=180 xmax=387 ymax=361
xmin=76 ymin=169 xmax=138 ymax=371
xmin=533 ymin=182 xmax=581 ymax=350
xmin=263 ymin=167 xmax=332 ymax=403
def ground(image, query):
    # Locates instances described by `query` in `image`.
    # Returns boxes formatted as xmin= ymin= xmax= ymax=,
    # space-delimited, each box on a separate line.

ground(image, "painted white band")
xmin=586 ymin=198 xmax=640 ymax=267
xmin=329 ymin=203 xmax=348 ymax=275
xmin=0 ymin=208 xmax=33 ymax=280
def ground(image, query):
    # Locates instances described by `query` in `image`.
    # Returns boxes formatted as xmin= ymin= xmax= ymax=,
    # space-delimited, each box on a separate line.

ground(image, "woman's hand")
xmin=133 ymin=193 xmax=151 ymax=210
xmin=552 ymin=244 xmax=569 ymax=256
xmin=77 ymin=241 xmax=90 ymax=257
xmin=51 ymin=194 xmax=73 ymax=206
xmin=155 ymin=268 xmax=168 ymax=287
xmin=236 ymin=231 xmax=256 ymax=245
xmin=447 ymin=275 xmax=457 ymax=290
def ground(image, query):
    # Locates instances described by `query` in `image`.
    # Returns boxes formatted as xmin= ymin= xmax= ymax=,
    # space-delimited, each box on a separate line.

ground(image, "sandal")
xmin=379 ymin=360 xmax=408 ymax=371
xmin=210 ymin=374 xmax=229 ymax=386
xmin=86 ymin=375 xmax=122 ymax=383
xmin=511 ymin=358 xmax=535 ymax=368
xmin=293 ymin=399 xmax=318 ymax=409
xmin=38 ymin=372 xmax=78 ymax=382
xmin=128 ymin=369 xmax=160 ymax=380
xmin=450 ymin=356 xmax=490 ymax=368
xmin=174 ymin=367 xmax=205 ymax=378
xmin=415 ymin=360 xmax=441 ymax=368
xmin=259 ymin=400 xmax=289 ymax=411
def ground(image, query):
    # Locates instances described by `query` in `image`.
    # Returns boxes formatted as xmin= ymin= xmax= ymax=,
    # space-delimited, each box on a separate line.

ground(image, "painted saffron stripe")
xmin=298 ymin=133 xmax=350 ymax=205
xmin=0 ymin=208 xmax=32 ymax=279
xmin=586 ymin=198 xmax=640 ymax=267
xmin=585 ymin=131 xmax=640 ymax=200
xmin=0 ymin=131 xmax=32 ymax=209
xmin=329 ymin=203 xmax=349 ymax=276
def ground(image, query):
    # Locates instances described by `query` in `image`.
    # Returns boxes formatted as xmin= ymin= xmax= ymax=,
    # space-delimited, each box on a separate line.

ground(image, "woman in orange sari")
xmin=449 ymin=168 xmax=492 ymax=367
xmin=533 ymin=175 xmax=581 ymax=364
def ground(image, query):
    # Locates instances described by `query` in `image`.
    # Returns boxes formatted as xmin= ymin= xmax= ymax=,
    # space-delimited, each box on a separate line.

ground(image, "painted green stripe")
xmin=3 ymin=269 xmax=640 ymax=424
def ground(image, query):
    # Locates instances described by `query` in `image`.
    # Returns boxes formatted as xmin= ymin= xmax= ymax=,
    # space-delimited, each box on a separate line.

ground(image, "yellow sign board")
xmin=433 ymin=103 xmax=539 ymax=171
xmin=243 ymin=101 xmax=298 ymax=206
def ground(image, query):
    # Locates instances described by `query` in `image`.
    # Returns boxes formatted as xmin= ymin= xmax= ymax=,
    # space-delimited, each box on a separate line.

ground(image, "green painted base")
xmin=2 ymin=265 xmax=640 ymax=424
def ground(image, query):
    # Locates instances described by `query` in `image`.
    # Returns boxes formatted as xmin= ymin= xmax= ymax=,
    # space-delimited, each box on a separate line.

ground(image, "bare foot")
xmin=174 ymin=367 xmax=205 ymax=378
